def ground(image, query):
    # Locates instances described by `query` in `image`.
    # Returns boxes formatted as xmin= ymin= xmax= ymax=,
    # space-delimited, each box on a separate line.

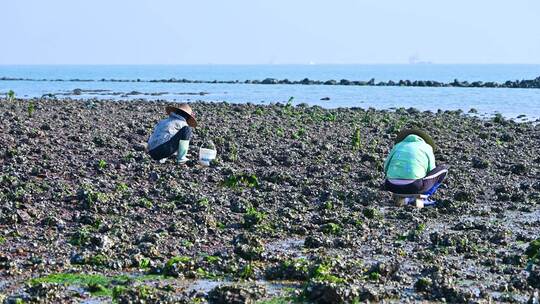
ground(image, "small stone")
xmin=208 ymin=284 xmax=267 ymax=304
xmin=133 ymin=142 xmax=147 ymax=151
xmin=511 ymin=163 xmax=527 ymax=175
xmin=149 ymin=172 xmax=159 ymax=182
xmin=472 ymin=157 xmax=489 ymax=169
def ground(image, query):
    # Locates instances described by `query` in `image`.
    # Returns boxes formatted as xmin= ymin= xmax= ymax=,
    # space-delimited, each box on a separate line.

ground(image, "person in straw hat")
xmin=147 ymin=103 xmax=197 ymax=163
xmin=383 ymin=128 xmax=448 ymax=206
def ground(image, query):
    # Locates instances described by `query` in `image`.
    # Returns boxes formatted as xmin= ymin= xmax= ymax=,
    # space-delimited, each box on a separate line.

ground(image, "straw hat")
xmin=165 ymin=103 xmax=197 ymax=127
xmin=395 ymin=128 xmax=436 ymax=150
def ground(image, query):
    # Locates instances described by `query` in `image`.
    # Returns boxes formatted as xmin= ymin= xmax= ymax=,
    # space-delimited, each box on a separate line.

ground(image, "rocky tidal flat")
xmin=1 ymin=98 xmax=540 ymax=303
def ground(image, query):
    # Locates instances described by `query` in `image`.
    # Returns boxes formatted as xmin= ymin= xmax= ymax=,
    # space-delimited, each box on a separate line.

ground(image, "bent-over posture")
xmin=147 ymin=103 xmax=197 ymax=163
xmin=383 ymin=129 xmax=448 ymax=205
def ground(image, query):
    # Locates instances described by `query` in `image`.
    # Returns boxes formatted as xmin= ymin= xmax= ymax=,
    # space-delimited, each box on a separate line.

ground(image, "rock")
xmin=40 ymin=123 xmax=51 ymax=131
xmin=69 ymin=252 xmax=87 ymax=265
xmin=453 ymin=190 xmax=473 ymax=202
xmin=133 ymin=142 xmax=147 ymax=151
xmin=265 ymin=259 xmax=310 ymax=281
xmin=304 ymin=234 xmax=333 ymax=248
xmin=230 ymin=199 xmax=250 ymax=213
xmin=232 ymin=233 xmax=265 ymax=260
xmin=0 ymin=254 xmax=14 ymax=270
xmin=511 ymin=163 xmax=528 ymax=175
xmin=90 ymin=234 xmax=113 ymax=250
xmin=415 ymin=277 xmax=432 ymax=292
xmin=16 ymin=210 xmax=31 ymax=223
xmin=500 ymin=132 xmax=514 ymax=142
xmin=25 ymin=282 xmax=66 ymax=302
xmin=528 ymin=265 xmax=540 ymax=288
xmin=208 ymin=284 xmax=266 ymax=304
xmin=304 ymin=282 xmax=376 ymax=303
xmin=527 ymin=290 xmax=539 ymax=304
xmin=149 ymin=171 xmax=160 ymax=182
xmin=113 ymin=285 xmax=176 ymax=304
xmin=472 ymin=156 xmax=489 ymax=169
xmin=261 ymin=78 xmax=278 ymax=85
xmin=369 ymin=260 xmax=400 ymax=278
xmin=163 ymin=256 xmax=195 ymax=278
xmin=300 ymin=78 xmax=312 ymax=85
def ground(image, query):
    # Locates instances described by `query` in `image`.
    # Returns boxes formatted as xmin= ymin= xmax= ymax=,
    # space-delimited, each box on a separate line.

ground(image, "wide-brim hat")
xmin=165 ymin=104 xmax=197 ymax=127
xmin=395 ymin=128 xmax=436 ymax=150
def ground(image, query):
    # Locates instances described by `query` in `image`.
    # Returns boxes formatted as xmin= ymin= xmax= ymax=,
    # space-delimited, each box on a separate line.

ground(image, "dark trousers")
xmin=384 ymin=164 xmax=449 ymax=195
xmin=148 ymin=126 xmax=192 ymax=160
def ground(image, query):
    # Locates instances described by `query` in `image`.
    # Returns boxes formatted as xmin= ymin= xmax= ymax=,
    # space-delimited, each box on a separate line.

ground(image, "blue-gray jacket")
xmin=147 ymin=113 xmax=188 ymax=151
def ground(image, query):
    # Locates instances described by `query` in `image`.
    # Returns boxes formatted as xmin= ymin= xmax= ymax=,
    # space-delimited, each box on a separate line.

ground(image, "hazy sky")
xmin=1 ymin=0 xmax=539 ymax=64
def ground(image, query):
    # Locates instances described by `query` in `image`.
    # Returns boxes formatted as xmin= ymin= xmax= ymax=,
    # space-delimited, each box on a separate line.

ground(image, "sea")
xmin=1 ymin=64 xmax=540 ymax=120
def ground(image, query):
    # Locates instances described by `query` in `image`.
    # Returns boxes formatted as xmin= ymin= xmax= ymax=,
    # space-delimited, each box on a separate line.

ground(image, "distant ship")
xmin=408 ymin=55 xmax=432 ymax=65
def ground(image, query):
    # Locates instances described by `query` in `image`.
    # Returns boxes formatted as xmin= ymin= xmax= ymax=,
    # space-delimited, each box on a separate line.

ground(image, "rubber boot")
xmin=176 ymin=140 xmax=190 ymax=164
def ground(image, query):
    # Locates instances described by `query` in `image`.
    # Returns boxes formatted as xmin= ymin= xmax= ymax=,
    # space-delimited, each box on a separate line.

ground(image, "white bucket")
xmin=198 ymin=148 xmax=217 ymax=166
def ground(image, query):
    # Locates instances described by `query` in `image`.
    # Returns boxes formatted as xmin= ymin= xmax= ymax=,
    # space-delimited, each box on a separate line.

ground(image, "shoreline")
xmin=3 ymin=96 xmax=539 ymax=123
xmin=1 ymin=98 xmax=539 ymax=302
xmin=2 ymin=75 xmax=540 ymax=89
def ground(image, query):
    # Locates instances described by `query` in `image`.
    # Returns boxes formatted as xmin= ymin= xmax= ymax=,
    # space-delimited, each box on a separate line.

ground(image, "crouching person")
xmin=147 ymin=104 xmax=197 ymax=163
xmin=383 ymin=129 xmax=448 ymax=207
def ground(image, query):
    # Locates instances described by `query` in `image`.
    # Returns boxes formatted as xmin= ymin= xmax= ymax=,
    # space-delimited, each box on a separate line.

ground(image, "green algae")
xmin=29 ymin=273 xmax=126 ymax=296
xmin=321 ymin=223 xmax=341 ymax=235
xmin=163 ymin=256 xmax=194 ymax=276
xmin=243 ymin=206 xmax=266 ymax=228
xmin=258 ymin=295 xmax=302 ymax=304
xmin=165 ymin=256 xmax=192 ymax=269
xmin=30 ymin=273 xmax=124 ymax=286
xmin=28 ymin=273 xmax=162 ymax=297
xmin=310 ymin=263 xmax=345 ymax=284
xmin=223 ymin=173 xmax=259 ymax=188
xmin=526 ymin=238 xmax=540 ymax=263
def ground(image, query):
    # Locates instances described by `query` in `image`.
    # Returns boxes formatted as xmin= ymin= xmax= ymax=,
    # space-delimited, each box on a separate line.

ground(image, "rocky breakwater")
xmin=2 ymin=75 xmax=540 ymax=89
xmin=254 ymin=76 xmax=540 ymax=89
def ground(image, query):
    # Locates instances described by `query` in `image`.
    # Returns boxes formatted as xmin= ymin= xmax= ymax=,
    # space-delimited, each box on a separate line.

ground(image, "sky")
xmin=1 ymin=0 xmax=539 ymax=64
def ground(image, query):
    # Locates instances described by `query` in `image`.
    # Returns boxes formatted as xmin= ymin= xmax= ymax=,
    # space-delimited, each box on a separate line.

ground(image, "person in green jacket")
xmin=383 ymin=129 xmax=448 ymax=205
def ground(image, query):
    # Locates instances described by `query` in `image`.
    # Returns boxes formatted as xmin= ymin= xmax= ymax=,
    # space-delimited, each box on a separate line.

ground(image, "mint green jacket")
xmin=384 ymin=134 xmax=436 ymax=179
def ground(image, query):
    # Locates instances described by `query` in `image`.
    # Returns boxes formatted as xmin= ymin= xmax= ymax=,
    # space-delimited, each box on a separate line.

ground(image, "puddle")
xmin=80 ymin=298 xmax=109 ymax=304
xmin=159 ymin=278 xmax=299 ymax=296
xmin=458 ymin=209 xmax=540 ymax=233
xmin=490 ymin=291 xmax=529 ymax=303
xmin=185 ymin=279 xmax=221 ymax=293
xmin=508 ymin=209 xmax=540 ymax=224
xmin=266 ymin=238 xmax=306 ymax=258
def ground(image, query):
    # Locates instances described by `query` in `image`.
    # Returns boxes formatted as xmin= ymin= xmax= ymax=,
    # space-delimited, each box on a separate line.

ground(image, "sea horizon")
xmin=1 ymin=64 xmax=540 ymax=120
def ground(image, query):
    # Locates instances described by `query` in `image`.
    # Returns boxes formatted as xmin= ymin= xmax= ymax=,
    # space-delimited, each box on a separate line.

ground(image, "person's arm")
xmin=426 ymin=146 xmax=436 ymax=172
xmin=169 ymin=120 xmax=184 ymax=135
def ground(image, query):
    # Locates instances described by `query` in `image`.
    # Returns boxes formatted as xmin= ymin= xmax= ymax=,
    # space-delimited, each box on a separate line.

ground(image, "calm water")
xmin=1 ymin=64 xmax=540 ymax=120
